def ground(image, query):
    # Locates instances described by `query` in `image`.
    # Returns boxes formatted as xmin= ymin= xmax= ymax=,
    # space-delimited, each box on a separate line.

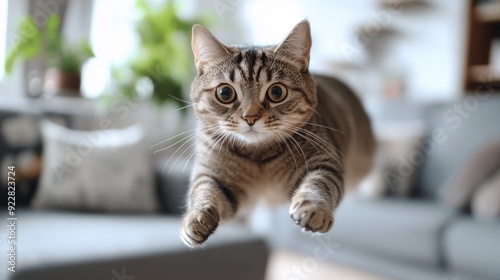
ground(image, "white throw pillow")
xmin=440 ymin=139 xmax=500 ymax=209
xmin=32 ymin=121 xmax=159 ymax=212
xmin=471 ymin=168 xmax=500 ymax=220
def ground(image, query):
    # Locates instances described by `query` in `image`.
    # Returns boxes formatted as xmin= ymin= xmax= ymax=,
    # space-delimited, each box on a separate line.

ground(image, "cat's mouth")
xmin=234 ymin=126 xmax=271 ymax=144
xmin=241 ymin=127 xmax=258 ymax=137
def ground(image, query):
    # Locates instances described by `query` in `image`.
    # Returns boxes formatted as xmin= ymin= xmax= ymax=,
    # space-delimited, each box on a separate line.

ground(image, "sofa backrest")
xmin=415 ymin=93 xmax=500 ymax=199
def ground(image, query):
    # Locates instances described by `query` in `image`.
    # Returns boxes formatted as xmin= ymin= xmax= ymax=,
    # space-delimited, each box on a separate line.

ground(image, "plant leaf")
xmin=45 ymin=15 xmax=62 ymax=54
xmin=80 ymin=39 xmax=95 ymax=58
xmin=4 ymin=17 xmax=41 ymax=73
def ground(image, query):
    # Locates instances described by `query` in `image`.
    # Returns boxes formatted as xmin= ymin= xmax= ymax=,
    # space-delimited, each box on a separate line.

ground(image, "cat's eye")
xmin=267 ymin=83 xmax=288 ymax=103
xmin=216 ymin=84 xmax=236 ymax=104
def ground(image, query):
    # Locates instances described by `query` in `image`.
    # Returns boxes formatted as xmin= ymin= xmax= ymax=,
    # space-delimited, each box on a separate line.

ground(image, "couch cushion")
xmin=5 ymin=210 xmax=268 ymax=280
xmin=444 ymin=217 xmax=500 ymax=280
xmin=417 ymin=96 xmax=500 ymax=198
xmin=330 ymin=197 xmax=454 ymax=265
xmin=441 ymin=139 xmax=500 ymax=210
xmin=471 ymin=168 xmax=500 ymax=220
xmin=33 ymin=121 xmax=159 ymax=213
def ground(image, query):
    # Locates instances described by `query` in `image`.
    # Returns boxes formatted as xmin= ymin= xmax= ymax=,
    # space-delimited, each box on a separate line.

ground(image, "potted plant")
xmin=111 ymin=0 xmax=213 ymax=108
xmin=5 ymin=15 xmax=94 ymax=95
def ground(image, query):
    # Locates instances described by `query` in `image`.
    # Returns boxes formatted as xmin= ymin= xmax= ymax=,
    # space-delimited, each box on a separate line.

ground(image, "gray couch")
xmin=4 ymin=95 xmax=500 ymax=280
xmin=9 ymin=210 xmax=268 ymax=280
xmin=263 ymin=95 xmax=500 ymax=280
xmin=0 ymin=107 xmax=268 ymax=280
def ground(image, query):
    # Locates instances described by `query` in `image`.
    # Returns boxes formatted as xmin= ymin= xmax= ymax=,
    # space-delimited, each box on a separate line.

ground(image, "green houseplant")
xmin=5 ymin=15 xmax=94 ymax=93
xmin=112 ymin=0 xmax=213 ymax=107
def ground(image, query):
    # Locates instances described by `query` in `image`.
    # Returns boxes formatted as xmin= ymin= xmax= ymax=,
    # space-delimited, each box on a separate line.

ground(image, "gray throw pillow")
xmin=359 ymin=132 xmax=425 ymax=198
xmin=440 ymin=139 xmax=500 ymax=209
xmin=32 ymin=121 xmax=159 ymax=212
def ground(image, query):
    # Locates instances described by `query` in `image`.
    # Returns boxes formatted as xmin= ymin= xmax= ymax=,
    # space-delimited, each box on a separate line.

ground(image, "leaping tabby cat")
xmin=181 ymin=20 xmax=375 ymax=247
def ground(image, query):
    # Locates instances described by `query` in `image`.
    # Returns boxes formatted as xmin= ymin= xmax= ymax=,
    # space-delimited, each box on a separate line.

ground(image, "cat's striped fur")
xmin=181 ymin=20 xmax=375 ymax=247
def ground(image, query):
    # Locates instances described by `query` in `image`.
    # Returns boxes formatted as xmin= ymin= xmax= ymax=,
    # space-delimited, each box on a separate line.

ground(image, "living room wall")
xmin=0 ymin=0 xmax=468 ymax=102
xmin=232 ymin=0 xmax=468 ymax=102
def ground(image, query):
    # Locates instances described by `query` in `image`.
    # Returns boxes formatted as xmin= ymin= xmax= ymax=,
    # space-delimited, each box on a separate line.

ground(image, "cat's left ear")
xmin=192 ymin=24 xmax=231 ymax=74
xmin=274 ymin=20 xmax=312 ymax=73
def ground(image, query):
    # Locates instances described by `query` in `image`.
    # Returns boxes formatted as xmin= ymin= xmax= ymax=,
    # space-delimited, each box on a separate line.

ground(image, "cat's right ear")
xmin=192 ymin=25 xmax=231 ymax=74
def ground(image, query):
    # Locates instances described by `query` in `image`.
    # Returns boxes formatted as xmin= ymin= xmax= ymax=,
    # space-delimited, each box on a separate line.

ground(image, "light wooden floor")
xmin=266 ymin=250 xmax=390 ymax=280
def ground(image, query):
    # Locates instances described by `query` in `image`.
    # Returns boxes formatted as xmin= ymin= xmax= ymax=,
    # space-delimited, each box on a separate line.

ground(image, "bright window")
xmin=0 ymin=0 xmax=9 ymax=80
xmin=80 ymin=0 xmax=137 ymax=97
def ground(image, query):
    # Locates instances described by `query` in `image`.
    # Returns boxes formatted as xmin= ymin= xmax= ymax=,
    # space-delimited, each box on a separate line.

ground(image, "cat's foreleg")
xmin=289 ymin=165 xmax=344 ymax=233
xmin=181 ymin=174 xmax=237 ymax=247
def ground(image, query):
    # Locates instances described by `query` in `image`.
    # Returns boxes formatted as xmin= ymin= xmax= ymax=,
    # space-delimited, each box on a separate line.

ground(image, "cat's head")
xmin=190 ymin=20 xmax=317 ymax=145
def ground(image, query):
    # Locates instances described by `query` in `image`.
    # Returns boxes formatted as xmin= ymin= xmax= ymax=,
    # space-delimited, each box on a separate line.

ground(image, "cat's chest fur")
xmin=245 ymin=160 xmax=292 ymax=205
xmin=210 ymin=143 xmax=304 ymax=209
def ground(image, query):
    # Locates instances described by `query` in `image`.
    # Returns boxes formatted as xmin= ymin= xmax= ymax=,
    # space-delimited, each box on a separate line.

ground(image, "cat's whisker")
xmin=205 ymin=130 xmax=226 ymax=165
xmin=181 ymin=144 xmax=199 ymax=172
xmin=270 ymin=131 xmax=283 ymax=152
xmin=287 ymin=133 xmax=309 ymax=172
xmin=161 ymin=127 xmax=220 ymax=172
xmin=279 ymin=124 xmax=342 ymax=166
xmin=176 ymin=129 xmax=219 ymax=173
xmin=278 ymin=121 xmax=344 ymax=156
xmin=181 ymin=145 xmax=198 ymax=172
xmin=241 ymin=136 xmax=249 ymax=149
xmin=306 ymin=106 xmax=323 ymax=118
xmin=153 ymin=125 xmax=218 ymax=154
xmin=169 ymin=103 xmax=194 ymax=114
xmin=181 ymin=129 xmax=219 ymax=172
xmin=294 ymin=127 xmax=342 ymax=159
xmin=226 ymin=132 xmax=238 ymax=153
xmin=296 ymin=127 xmax=344 ymax=157
xmin=231 ymin=134 xmax=237 ymax=151
xmin=154 ymin=132 xmax=197 ymax=154
xmin=163 ymin=133 xmax=199 ymax=172
xmin=150 ymin=128 xmax=198 ymax=149
xmin=278 ymin=119 xmax=344 ymax=134
xmin=168 ymin=94 xmax=194 ymax=104
xmin=274 ymin=130 xmax=298 ymax=170
xmin=182 ymin=129 xmax=220 ymax=172
xmin=150 ymin=124 xmax=218 ymax=149
xmin=294 ymin=133 xmax=341 ymax=166
xmin=169 ymin=133 xmax=206 ymax=173
xmin=218 ymin=131 xmax=231 ymax=155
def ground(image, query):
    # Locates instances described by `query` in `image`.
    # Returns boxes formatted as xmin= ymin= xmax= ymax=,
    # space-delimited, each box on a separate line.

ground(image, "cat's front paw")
xmin=180 ymin=207 xmax=220 ymax=247
xmin=289 ymin=200 xmax=333 ymax=233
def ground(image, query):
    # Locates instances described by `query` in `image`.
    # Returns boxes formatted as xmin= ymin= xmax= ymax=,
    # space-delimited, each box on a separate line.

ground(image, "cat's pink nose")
xmin=242 ymin=114 xmax=260 ymax=126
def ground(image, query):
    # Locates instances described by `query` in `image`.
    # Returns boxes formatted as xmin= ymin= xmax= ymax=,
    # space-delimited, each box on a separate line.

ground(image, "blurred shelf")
xmin=469 ymin=64 xmax=500 ymax=83
xmin=0 ymin=95 xmax=100 ymax=115
xmin=475 ymin=2 xmax=500 ymax=23
xmin=378 ymin=0 xmax=432 ymax=10
xmin=464 ymin=0 xmax=500 ymax=92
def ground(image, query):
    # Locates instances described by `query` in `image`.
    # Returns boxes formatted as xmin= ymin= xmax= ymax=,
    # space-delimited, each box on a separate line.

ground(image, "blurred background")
xmin=0 ymin=0 xmax=499 ymax=280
